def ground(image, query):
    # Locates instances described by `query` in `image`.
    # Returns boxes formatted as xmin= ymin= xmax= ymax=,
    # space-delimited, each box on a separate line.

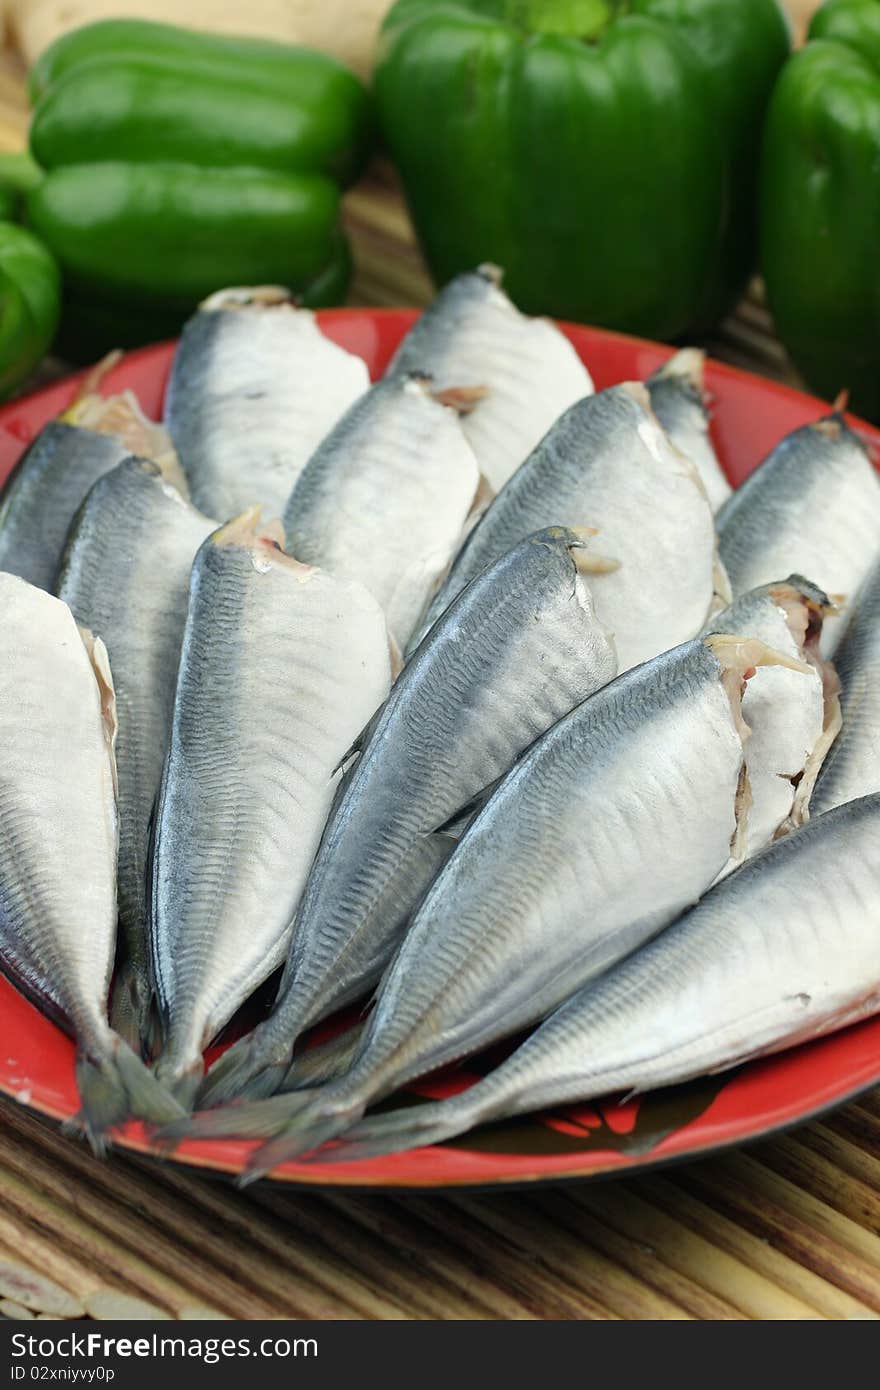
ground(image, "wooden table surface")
xmin=2 ymin=0 xmax=879 ymax=1324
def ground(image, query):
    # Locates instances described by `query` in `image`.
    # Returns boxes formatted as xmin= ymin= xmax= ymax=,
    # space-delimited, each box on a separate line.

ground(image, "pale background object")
xmin=5 ymin=0 xmax=393 ymax=76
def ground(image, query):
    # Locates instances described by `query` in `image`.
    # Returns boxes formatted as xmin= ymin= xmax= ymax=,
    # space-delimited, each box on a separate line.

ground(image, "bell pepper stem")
xmin=512 ymin=0 xmax=619 ymax=40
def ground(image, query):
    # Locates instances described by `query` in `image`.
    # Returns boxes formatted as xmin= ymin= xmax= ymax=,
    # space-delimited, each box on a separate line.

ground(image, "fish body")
xmin=647 ymin=349 xmax=730 ymax=511
xmin=387 ymin=265 xmax=593 ymax=493
xmin=164 ymin=288 xmax=370 ymax=521
xmin=149 ymin=513 xmax=392 ymax=1102
xmin=717 ymin=414 xmax=880 ymax=652
xmin=199 ymin=528 xmax=617 ymax=1106
xmin=57 ymin=459 xmax=217 ymax=1046
xmin=0 ymin=387 xmax=178 ymax=591
xmin=283 ymin=373 xmax=480 ymax=649
xmin=332 ymin=793 xmax=880 ymax=1161
xmin=412 ymin=383 xmax=718 ymax=670
xmin=705 ymin=576 xmax=839 ymax=858
xmin=179 ymin=633 xmax=810 ymax=1160
xmin=0 ymin=575 xmax=181 ymax=1146
xmin=813 ymin=561 xmax=880 ymax=814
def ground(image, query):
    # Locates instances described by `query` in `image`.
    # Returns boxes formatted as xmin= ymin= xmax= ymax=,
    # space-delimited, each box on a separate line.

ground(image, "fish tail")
xmin=69 ymin=1034 xmax=185 ymax=1155
xmin=156 ymin=1089 xmax=318 ymax=1148
xmin=197 ymin=1029 xmax=291 ymax=1108
xmin=108 ymin=962 xmax=156 ymax=1058
xmin=282 ymin=1023 xmax=365 ymax=1091
xmin=316 ymin=1098 xmax=468 ymax=1165
xmin=152 ymin=1051 xmax=207 ymax=1111
xmin=238 ymin=1081 xmax=369 ymax=1183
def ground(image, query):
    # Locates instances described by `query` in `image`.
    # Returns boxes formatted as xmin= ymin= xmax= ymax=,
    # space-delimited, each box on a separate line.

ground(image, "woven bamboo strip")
xmin=451 ymin=1195 xmax=693 ymax=1320
xmin=641 ymin=1174 xmax=877 ymax=1321
xmin=567 ymin=1184 xmax=821 ymax=1319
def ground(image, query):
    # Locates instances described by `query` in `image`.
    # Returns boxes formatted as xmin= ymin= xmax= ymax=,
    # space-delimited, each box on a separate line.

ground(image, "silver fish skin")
xmin=0 ymin=378 xmax=183 ymax=591
xmin=283 ymin=373 xmax=480 ymax=650
xmin=647 ymin=349 xmax=731 ymax=512
xmin=149 ymin=512 xmax=392 ymax=1103
xmin=328 ymin=793 xmax=880 ymax=1163
xmin=704 ymin=576 xmax=840 ymax=859
xmin=176 ymin=633 xmax=809 ymax=1163
xmin=411 ymin=382 xmax=718 ymax=671
xmin=387 ymin=265 xmax=593 ymax=493
xmin=164 ymin=287 xmax=370 ymax=521
xmin=198 ymin=527 xmax=618 ymax=1107
xmin=0 ymin=575 xmax=182 ymax=1148
xmin=717 ymin=413 xmax=880 ymax=653
xmin=57 ymin=459 xmax=217 ymax=1048
xmin=812 ymin=561 xmax=880 ymax=815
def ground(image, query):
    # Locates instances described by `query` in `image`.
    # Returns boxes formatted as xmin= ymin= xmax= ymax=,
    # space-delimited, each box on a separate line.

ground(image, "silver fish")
xmin=0 ymin=575 xmax=182 ymax=1148
xmin=173 ymin=633 xmax=808 ymax=1163
xmin=812 ymin=561 xmax=880 ymax=815
xmin=198 ymin=527 xmax=618 ymax=1107
xmin=647 ymin=349 xmax=731 ymax=511
xmin=705 ymin=576 xmax=841 ymax=860
xmin=717 ymin=413 xmax=880 ymax=652
xmin=328 ymin=793 xmax=880 ymax=1162
xmin=57 ymin=459 xmax=217 ymax=1049
xmin=387 ymin=265 xmax=593 ymax=493
xmin=0 ymin=389 xmax=180 ymax=591
xmin=149 ymin=511 xmax=392 ymax=1103
xmin=283 ymin=372 xmax=480 ymax=651
xmin=165 ymin=287 xmax=370 ymax=521
xmin=411 ymin=382 xmax=720 ymax=671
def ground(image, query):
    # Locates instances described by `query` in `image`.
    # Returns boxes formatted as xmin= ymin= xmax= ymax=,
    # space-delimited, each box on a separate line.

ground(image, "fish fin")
xmin=157 ymin=1090 xmax=318 ymax=1148
xmin=108 ymin=962 xmax=155 ymax=1058
xmin=196 ymin=1030 xmax=290 ymax=1108
xmin=240 ymin=1090 xmax=367 ymax=1183
xmin=153 ymin=1056 xmax=205 ymax=1111
xmin=431 ymin=385 xmax=490 ymax=415
xmin=432 ymin=784 xmax=501 ymax=838
xmin=64 ymin=350 xmax=123 ymax=412
xmin=330 ymin=704 xmax=384 ymax=778
xmin=388 ymin=634 xmax=404 ymax=682
xmin=316 ymin=1099 xmax=464 ymax=1164
xmin=648 ymin=347 xmax=707 ymax=395
xmin=704 ymin=632 xmax=813 ymax=679
xmin=70 ymin=1034 xmax=184 ymax=1155
xmin=282 ymin=1023 xmax=365 ymax=1090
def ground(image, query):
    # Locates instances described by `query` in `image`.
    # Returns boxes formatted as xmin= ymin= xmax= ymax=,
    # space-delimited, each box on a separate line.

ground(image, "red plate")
xmin=0 ymin=309 xmax=878 ymax=1190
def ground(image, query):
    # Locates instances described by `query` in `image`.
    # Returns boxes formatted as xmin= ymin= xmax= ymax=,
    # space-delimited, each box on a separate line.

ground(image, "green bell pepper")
xmin=375 ymin=0 xmax=790 ymax=340
xmin=27 ymin=162 xmax=342 ymax=308
xmin=30 ymin=20 xmax=373 ymax=188
xmin=761 ymin=0 xmax=880 ymax=418
xmin=24 ymin=19 xmax=372 ymax=355
xmin=0 ymin=222 xmax=60 ymax=397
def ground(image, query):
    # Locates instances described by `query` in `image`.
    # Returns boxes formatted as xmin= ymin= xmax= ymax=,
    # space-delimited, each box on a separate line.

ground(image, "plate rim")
xmin=0 ymin=310 xmax=877 ymax=1191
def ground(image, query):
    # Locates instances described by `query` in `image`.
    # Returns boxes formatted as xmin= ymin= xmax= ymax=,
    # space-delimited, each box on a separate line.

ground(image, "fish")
xmin=149 ymin=511 xmax=392 ymax=1104
xmin=0 ymin=385 xmax=181 ymax=591
xmin=325 ymin=793 xmax=880 ymax=1163
xmin=197 ymin=527 xmax=618 ymax=1107
xmin=0 ymin=574 xmax=183 ymax=1150
xmin=812 ymin=560 xmax=880 ymax=815
xmin=172 ymin=632 xmax=809 ymax=1163
xmin=283 ymin=372 xmax=481 ymax=651
xmin=647 ymin=349 xmax=731 ymax=511
xmin=164 ymin=287 xmax=370 ymax=521
xmin=57 ymin=459 xmax=217 ymax=1050
xmin=410 ymin=382 xmax=721 ymax=671
xmin=386 ymin=264 xmax=593 ymax=493
xmin=704 ymin=576 xmax=841 ymax=860
xmin=717 ymin=412 xmax=880 ymax=652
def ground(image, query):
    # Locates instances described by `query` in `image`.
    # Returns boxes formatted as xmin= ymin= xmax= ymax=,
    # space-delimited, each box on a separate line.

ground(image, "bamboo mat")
xmin=2 ymin=0 xmax=879 ymax=1324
